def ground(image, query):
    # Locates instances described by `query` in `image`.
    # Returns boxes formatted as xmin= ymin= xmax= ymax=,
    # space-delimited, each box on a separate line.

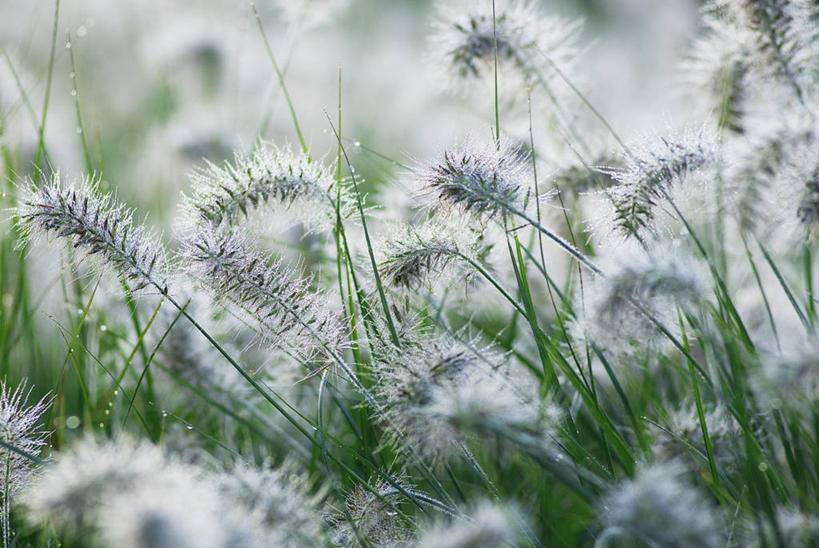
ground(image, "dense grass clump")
xmin=3 ymin=0 xmax=819 ymax=546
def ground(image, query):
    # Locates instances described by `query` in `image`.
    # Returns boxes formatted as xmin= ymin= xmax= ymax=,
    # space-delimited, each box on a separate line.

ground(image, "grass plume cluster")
xmin=3 ymin=0 xmax=819 ymax=546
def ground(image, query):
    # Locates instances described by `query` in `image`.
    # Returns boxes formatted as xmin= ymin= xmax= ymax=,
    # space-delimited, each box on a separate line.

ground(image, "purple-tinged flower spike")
xmin=18 ymin=174 xmax=169 ymax=292
xmin=598 ymin=461 xmax=725 ymax=548
xmin=183 ymin=143 xmax=350 ymax=233
xmin=432 ymin=0 xmax=581 ymax=93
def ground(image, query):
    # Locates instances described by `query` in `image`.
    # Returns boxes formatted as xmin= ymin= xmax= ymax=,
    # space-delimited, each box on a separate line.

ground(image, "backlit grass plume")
xmin=0 ymin=380 xmax=51 ymax=546
xmin=576 ymin=242 xmax=710 ymax=355
xmin=598 ymin=461 xmax=725 ymax=547
xmin=18 ymin=174 xmax=168 ymax=292
xmin=603 ymin=129 xmax=717 ymax=238
xmin=432 ymin=0 xmax=580 ymax=90
xmin=420 ymin=137 xmax=527 ymax=222
xmin=378 ymin=222 xmax=488 ymax=290
xmin=184 ymin=142 xmax=349 ymax=232
xmin=181 ymin=228 xmax=345 ymax=357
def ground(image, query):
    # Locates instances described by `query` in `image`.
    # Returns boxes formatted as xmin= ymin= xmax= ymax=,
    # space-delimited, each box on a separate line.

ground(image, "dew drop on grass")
xmin=161 ymin=410 xmax=168 ymax=418
xmin=186 ymin=424 xmax=193 ymax=430
xmin=65 ymin=415 xmax=80 ymax=429
xmin=65 ymin=42 xmax=71 ymax=49
xmin=76 ymin=127 xmax=83 ymax=134
xmin=104 ymin=409 xmax=109 ymax=415
xmin=68 ymin=72 xmax=75 ymax=79
xmin=77 ymin=25 xmax=87 ymax=37
xmin=758 ymin=462 xmax=769 ymax=472
xmin=70 ymin=90 xmax=77 ymax=97
xmin=100 ymin=324 xmax=107 ymax=332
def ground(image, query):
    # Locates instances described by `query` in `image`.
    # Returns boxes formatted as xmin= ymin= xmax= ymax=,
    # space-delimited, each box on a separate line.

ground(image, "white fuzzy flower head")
xmin=18 ymin=174 xmax=168 ymax=292
xmin=181 ymin=228 xmax=347 ymax=360
xmin=330 ymin=477 xmax=413 ymax=547
xmin=378 ymin=221 xmax=489 ymax=290
xmin=600 ymin=129 xmax=718 ymax=239
xmin=22 ymin=438 xmax=170 ymax=532
xmin=599 ymin=461 xmax=725 ymax=547
xmin=98 ymin=466 xmax=234 ymax=548
xmin=419 ymin=137 xmax=529 ymax=223
xmin=650 ymin=404 xmax=740 ymax=471
xmin=216 ymin=462 xmax=326 ymax=546
xmin=415 ymin=501 xmax=520 ymax=548
xmin=183 ymin=143 xmax=349 ymax=234
xmin=753 ymin=329 xmax=819 ymax=411
xmin=680 ymin=15 xmax=756 ymax=133
xmin=0 ymin=380 xmax=51 ymax=498
xmin=431 ymin=0 xmax=581 ymax=96
xmin=575 ymin=241 xmax=711 ymax=359
xmin=729 ymin=109 xmax=819 ymax=242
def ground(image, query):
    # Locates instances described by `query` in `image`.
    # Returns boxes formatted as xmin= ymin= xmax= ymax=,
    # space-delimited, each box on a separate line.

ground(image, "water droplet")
xmin=65 ymin=415 xmax=80 ymax=429
xmin=68 ymin=348 xmax=74 ymax=353
xmin=77 ymin=307 xmax=84 ymax=315
xmin=161 ymin=410 xmax=168 ymax=417
xmin=758 ymin=462 xmax=769 ymax=472
xmin=113 ymin=389 xmax=119 ymax=396
xmin=77 ymin=25 xmax=87 ymax=37
xmin=100 ymin=324 xmax=107 ymax=332
xmin=104 ymin=409 xmax=109 ymax=415
xmin=185 ymin=424 xmax=193 ymax=431
xmin=65 ymin=42 xmax=71 ymax=49
xmin=353 ymin=141 xmax=361 ymax=148
xmin=70 ymin=89 xmax=77 ymax=96
xmin=108 ymin=401 xmax=113 ymax=407
xmin=76 ymin=127 xmax=83 ymax=134
xmin=99 ymin=422 xmax=104 ymax=428
xmin=68 ymin=72 xmax=75 ymax=79
xmin=349 ymin=166 xmax=356 ymax=174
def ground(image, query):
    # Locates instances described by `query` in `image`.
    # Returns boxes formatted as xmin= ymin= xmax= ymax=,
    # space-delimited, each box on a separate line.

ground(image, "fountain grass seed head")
xmin=378 ymin=221 xmax=489 ymax=290
xmin=414 ymin=501 xmax=520 ymax=548
xmin=183 ymin=142 xmax=350 ymax=234
xmin=431 ymin=0 xmax=581 ymax=96
xmin=601 ymin=129 xmax=718 ymax=239
xmin=180 ymin=227 xmax=346 ymax=360
xmin=420 ymin=137 xmax=529 ymax=224
xmin=18 ymin=174 xmax=168 ymax=293
xmin=599 ymin=460 xmax=725 ymax=547
xmin=575 ymin=241 xmax=711 ymax=358
xmin=330 ymin=477 xmax=414 ymax=547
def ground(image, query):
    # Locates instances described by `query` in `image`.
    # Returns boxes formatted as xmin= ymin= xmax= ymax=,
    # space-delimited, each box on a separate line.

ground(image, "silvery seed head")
xmin=729 ymin=109 xmax=819 ymax=241
xmin=330 ymin=477 xmax=414 ymax=547
xmin=414 ymin=501 xmax=520 ymax=548
xmin=18 ymin=174 xmax=168 ymax=292
xmin=650 ymin=404 xmax=740 ymax=472
xmin=98 ymin=465 xmax=235 ymax=548
xmin=752 ymin=329 xmax=819 ymax=411
xmin=432 ymin=0 xmax=581 ymax=95
xmin=216 ymin=461 xmax=326 ymax=546
xmin=420 ymin=137 xmax=528 ymax=223
xmin=0 ymin=380 xmax=51 ymax=499
xmin=180 ymin=227 xmax=346 ymax=360
xmin=22 ymin=437 xmax=170 ymax=532
xmin=575 ymin=241 xmax=711 ymax=358
xmin=183 ymin=143 xmax=349 ymax=234
xmin=599 ymin=461 xmax=725 ymax=548
xmin=378 ymin=222 xmax=489 ymax=290
xmin=602 ymin=129 xmax=718 ymax=238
